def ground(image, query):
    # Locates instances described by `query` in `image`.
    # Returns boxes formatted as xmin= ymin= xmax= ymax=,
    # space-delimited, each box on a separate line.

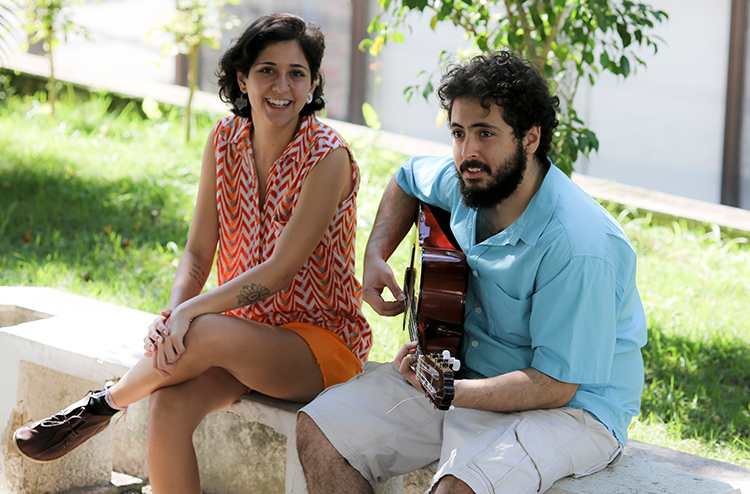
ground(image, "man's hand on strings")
xmin=363 ymin=257 xmax=406 ymax=317
xmin=395 ymin=341 xmax=421 ymax=391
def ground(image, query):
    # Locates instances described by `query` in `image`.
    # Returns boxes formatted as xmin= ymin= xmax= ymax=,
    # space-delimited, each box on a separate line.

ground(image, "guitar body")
xmin=411 ymin=244 xmax=466 ymax=356
xmin=404 ymin=203 xmax=468 ymax=410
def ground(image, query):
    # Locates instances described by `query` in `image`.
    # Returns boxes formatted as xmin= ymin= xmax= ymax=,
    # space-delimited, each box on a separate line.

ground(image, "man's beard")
xmin=457 ymin=141 xmax=527 ymax=209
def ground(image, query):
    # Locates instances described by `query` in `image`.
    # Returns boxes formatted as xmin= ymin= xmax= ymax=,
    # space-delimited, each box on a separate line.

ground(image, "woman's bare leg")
xmin=108 ymin=313 xmax=325 ymax=407
xmin=135 ymin=313 xmax=327 ymax=493
xmin=147 ymin=367 xmax=247 ymax=494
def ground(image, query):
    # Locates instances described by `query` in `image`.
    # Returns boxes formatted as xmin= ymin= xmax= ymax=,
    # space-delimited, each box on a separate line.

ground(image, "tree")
xmin=361 ymin=0 xmax=668 ymax=175
xmin=149 ymin=0 xmax=238 ymax=142
xmin=17 ymin=0 xmax=89 ymax=112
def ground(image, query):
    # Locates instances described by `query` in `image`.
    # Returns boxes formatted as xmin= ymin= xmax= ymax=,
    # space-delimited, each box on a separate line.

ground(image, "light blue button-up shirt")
xmin=396 ymin=156 xmax=647 ymax=445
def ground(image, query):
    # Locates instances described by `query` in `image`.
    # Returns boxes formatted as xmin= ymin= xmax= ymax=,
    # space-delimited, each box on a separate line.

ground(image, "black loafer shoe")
xmin=13 ymin=391 xmax=113 ymax=462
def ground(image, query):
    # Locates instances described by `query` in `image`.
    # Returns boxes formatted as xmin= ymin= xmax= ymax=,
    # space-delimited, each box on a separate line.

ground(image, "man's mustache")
xmin=459 ymin=159 xmax=491 ymax=175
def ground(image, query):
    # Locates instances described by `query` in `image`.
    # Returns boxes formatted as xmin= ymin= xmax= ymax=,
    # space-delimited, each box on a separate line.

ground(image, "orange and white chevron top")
xmin=213 ymin=114 xmax=372 ymax=363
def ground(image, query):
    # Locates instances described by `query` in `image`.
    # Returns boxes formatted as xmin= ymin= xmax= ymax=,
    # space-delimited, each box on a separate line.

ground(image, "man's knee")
xmin=433 ymin=475 xmax=474 ymax=494
xmin=297 ymin=412 xmax=327 ymax=462
xmin=296 ymin=411 xmax=373 ymax=493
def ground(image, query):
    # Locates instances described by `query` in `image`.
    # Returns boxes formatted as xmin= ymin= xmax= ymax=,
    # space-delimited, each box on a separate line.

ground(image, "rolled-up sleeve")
xmin=395 ymin=156 xmax=457 ymax=210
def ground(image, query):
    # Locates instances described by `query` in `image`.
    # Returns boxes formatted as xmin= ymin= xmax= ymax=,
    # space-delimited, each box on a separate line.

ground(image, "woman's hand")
xmin=152 ymin=307 xmax=192 ymax=377
xmin=143 ymin=309 xmax=171 ymax=357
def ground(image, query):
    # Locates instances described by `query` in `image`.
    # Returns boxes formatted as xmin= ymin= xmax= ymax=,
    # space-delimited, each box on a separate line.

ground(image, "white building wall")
xmin=576 ymin=0 xmax=731 ymax=205
xmin=363 ymin=6 xmax=466 ymax=145
xmin=366 ymin=0 xmax=737 ymax=207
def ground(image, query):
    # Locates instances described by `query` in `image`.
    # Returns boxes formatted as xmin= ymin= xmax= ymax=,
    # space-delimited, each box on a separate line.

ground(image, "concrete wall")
xmin=575 ymin=0 xmax=733 ymax=206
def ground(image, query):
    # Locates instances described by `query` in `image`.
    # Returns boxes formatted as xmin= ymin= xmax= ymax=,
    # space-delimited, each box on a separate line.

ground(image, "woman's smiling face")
xmin=238 ymin=40 xmax=316 ymax=129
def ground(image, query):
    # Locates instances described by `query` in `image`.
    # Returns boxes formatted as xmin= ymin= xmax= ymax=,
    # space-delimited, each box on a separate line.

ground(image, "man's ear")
xmin=236 ymin=70 xmax=247 ymax=92
xmin=524 ymin=126 xmax=541 ymax=156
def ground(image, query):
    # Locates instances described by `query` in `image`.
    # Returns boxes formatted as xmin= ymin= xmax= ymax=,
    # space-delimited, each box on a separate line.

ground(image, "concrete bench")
xmin=1 ymin=287 xmax=744 ymax=494
xmin=224 ymin=382 xmax=743 ymax=494
xmin=0 ymin=286 xmax=150 ymax=494
xmin=223 ymin=367 xmax=404 ymax=494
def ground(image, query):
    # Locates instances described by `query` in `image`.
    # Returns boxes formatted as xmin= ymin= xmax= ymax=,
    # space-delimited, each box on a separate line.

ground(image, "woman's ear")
xmin=309 ymin=74 xmax=318 ymax=97
xmin=236 ymin=70 xmax=247 ymax=92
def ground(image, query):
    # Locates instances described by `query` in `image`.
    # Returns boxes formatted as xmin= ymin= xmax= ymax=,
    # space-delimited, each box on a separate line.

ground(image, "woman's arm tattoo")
xmin=237 ymin=283 xmax=270 ymax=307
xmin=188 ymin=263 xmax=207 ymax=287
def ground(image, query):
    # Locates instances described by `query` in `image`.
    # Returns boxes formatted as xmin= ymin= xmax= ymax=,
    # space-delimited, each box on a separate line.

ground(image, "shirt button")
xmin=472 ymin=270 xmax=479 ymax=277
xmin=471 ymin=340 xmax=479 ymax=348
xmin=474 ymin=307 xmax=482 ymax=314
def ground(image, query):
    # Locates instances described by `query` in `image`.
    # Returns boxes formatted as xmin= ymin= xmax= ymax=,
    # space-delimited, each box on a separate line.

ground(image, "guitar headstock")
xmin=416 ymin=352 xmax=459 ymax=410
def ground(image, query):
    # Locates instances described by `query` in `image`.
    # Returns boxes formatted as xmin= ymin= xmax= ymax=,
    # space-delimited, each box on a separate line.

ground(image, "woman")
xmin=13 ymin=13 xmax=371 ymax=493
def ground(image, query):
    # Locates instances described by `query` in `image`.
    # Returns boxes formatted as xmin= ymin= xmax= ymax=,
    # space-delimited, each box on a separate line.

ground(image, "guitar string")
xmin=386 ymin=395 xmax=423 ymax=415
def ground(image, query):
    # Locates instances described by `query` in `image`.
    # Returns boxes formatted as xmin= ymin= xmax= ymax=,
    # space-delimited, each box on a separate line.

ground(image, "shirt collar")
xmin=483 ymin=159 xmax=559 ymax=247
xmin=516 ymin=160 xmax=560 ymax=246
xmin=229 ymin=114 xmax=318 ymax=165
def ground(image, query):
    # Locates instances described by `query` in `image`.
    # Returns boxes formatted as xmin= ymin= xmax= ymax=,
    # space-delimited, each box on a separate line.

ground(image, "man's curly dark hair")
xmin=437 ymin=51 xmax=559 ymax=164
xmin=216 ymin=13 xmax=326 ymax=119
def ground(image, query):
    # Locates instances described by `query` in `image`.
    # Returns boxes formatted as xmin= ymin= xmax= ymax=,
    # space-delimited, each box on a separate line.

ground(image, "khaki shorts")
xmin=281 ymin=322 xmax=362 ymax=388
xmin=301 ymin=362 xmax=622 ymax=494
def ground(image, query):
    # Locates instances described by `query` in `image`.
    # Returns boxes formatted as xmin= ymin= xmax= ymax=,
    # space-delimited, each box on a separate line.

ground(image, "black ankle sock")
xmin=86 ymin=390 xmax=119 ymax=416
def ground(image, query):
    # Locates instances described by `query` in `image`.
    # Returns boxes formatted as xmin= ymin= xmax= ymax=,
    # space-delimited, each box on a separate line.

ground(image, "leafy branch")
xmin=16 ymin=0 xmax=90 ymax=112
xmin=360 ymin=0 xmax=668 ymax=175
xmin=148 ymin=0 xmax=238 ymax=142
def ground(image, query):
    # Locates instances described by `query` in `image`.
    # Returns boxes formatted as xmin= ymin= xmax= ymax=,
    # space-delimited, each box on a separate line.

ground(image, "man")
xmin=296 ymin=51 xmax=647 ymax=494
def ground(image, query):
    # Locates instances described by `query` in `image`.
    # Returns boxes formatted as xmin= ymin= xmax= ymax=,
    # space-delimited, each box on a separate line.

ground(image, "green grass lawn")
xmin=1 ymin=88 xmax=749 ymax=468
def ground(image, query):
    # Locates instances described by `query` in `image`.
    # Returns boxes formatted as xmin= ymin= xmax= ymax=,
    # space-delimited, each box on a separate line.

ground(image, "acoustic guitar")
xmin=403 ymin=202 xmax=468 ymax=410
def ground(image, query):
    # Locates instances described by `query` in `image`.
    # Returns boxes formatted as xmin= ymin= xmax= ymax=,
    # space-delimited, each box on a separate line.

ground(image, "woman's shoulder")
xmin=214 ymin=114 xmax=251 ymax=143
xmin=306 ymin=116 xmax=350 ymax=150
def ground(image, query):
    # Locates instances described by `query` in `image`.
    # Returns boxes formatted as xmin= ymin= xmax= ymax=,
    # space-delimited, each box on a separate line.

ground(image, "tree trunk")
xmin=185 ymin=44 xmax=199 ymax=142
xmin=45 ymin=25 xmax=55 ymax=113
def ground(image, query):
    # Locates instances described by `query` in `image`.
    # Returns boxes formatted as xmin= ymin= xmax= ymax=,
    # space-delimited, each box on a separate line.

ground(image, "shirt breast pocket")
xmin=481 ymin=282 xmax=532 ymax=346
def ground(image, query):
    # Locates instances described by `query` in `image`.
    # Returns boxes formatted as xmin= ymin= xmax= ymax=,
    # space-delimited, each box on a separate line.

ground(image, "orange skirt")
xmin=281 ymin=322 xmax=362 ymax=388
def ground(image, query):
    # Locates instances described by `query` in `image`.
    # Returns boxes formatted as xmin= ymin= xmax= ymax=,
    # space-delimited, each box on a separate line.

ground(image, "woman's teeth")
xmin=267 ymin=98 xmax=291 ymax=107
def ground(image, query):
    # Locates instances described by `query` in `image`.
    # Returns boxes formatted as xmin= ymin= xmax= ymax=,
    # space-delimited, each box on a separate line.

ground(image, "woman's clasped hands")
xmin=143 ymin=307 xmax=191 ymax=377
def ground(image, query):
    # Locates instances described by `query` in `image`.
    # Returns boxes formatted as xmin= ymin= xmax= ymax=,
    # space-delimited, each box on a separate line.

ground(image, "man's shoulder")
xmin=543 ymin=169 xmax=634 ymax=259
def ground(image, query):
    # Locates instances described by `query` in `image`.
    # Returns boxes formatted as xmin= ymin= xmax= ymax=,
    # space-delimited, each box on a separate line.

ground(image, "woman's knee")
xmin=177 ymin=314 xmax=230 ymax=360
xmin=148 ymin=386 xmax=206 ymax=432
xmin=183 ymin=313 xmax=222 ymax=344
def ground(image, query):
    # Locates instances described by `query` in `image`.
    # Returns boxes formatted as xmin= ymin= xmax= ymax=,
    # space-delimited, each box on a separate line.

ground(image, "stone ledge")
xmin=225 ymin=375 xmax=742 ymax=494
xmin=1 ymin=286 xmax=747 ymax=494
xmin=626 ymin=440 xmax=750 ymax=494
xmin=58 ymin=472 xmax=144 ymax=494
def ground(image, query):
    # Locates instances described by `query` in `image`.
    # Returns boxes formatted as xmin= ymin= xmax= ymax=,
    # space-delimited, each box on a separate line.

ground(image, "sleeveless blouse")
xmin=213 ymin=114 xmax=371 ymax=363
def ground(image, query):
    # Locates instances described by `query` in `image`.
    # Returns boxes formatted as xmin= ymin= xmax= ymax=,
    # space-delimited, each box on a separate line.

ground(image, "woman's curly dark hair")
xmin=216 ymin=13 xmax=326 ymax=119
xmin=437 ymin=51 xmax=559 ymax=164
